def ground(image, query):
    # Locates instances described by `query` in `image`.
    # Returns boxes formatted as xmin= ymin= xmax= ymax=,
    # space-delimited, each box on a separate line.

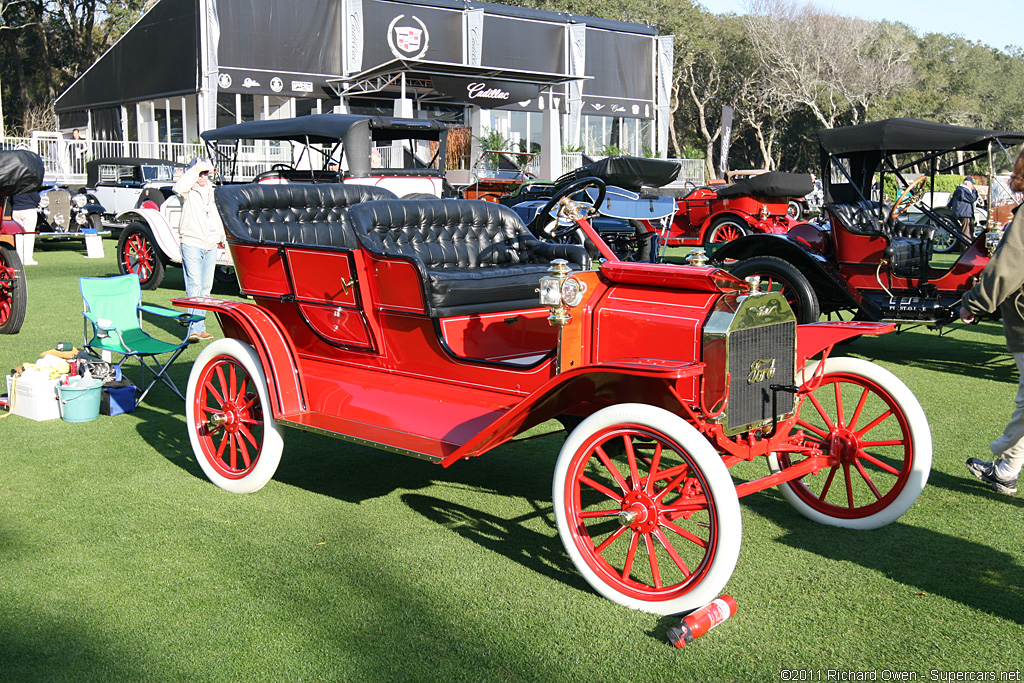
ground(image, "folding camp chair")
xmin=80 ymin=274 xmax=201 ymax=407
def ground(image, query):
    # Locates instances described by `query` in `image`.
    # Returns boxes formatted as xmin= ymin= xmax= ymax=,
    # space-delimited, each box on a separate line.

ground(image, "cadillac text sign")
xmin=432 ymin=76 xmax=542 ymax=107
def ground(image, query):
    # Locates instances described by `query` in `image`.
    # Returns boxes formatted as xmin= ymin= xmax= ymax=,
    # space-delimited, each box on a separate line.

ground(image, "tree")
xmin=743 ymin=0 xmax=913 ymax=129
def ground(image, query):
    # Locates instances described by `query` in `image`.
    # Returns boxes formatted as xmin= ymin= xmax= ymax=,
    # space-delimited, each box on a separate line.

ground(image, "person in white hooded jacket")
xmin=173 ymin=158 xmax=224 ymax=342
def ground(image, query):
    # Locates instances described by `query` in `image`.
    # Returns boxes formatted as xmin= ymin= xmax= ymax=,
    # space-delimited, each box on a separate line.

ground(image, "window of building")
xmin=216 ymin=93 xmax=236 ymax=128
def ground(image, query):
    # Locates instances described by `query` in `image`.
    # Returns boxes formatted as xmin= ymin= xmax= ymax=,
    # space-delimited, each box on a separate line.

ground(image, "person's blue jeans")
xmin=180 ymin=243 xmax=217 ymax=336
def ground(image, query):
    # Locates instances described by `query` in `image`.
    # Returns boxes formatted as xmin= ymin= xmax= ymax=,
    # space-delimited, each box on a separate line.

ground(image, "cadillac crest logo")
xmin=217 ymin=73 xmax=232 ymax=89
xmin=388 ymin=15 xmax=429 ymax=60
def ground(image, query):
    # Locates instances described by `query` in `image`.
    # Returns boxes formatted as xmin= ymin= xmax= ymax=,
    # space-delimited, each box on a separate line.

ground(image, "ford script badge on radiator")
xmin=748 ymin=358 xmax=777 ymax=384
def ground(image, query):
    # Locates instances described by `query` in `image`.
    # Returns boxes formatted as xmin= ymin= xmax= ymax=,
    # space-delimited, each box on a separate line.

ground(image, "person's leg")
xmin=990 ymin=352 xmax=1024 ymax=476
xmin=192 ymin=247 xmax=218 ymax=340
xmin=960 ymin=216 xmax=972 ymax=241
xmin=199 ymin=247 xmax=217 ymax=298
xmin=12 ymin=208 xmax=38 ymax=265
xmin=179 ymin=243 xmax=206 ymax=338
xmin=967 ymin=352 xmax=1024 ymax=494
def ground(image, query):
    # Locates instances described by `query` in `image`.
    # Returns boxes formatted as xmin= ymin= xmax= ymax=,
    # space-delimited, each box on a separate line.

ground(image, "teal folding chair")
xmin=80 ymin=274 xmax=201 ymax=406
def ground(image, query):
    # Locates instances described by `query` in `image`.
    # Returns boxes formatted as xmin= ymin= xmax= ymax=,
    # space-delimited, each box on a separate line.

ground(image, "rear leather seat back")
xmin=347 ymin=199 xmax=590 ymax=317
xmin=215 ymin=183 xmax=397 ymax=248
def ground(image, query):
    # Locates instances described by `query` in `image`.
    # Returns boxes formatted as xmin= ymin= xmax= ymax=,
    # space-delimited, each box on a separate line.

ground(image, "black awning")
xmin=717 ymin=172 xmax=813 ymax=199
xmin=335 ymin=58 xmax=588 ymax=96
xmin=54 ymin=0 xmax=199 ymax=113
xmin=200 ymin=113 xmax=447 ymax=144
xmin=818 ymin=118 xmax=1024 ymax=156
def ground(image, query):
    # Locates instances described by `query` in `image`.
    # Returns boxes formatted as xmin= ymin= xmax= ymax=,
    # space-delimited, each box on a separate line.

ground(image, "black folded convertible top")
xmin=558 ymin=156 xmax=681 ymax=191
xmin=717 ymin=171 xmax=812 ymax=199
xmin=0 ymin=149 xmax=45 ymax=196
xmin=818 ymin=118 xmax=1024 ymax=156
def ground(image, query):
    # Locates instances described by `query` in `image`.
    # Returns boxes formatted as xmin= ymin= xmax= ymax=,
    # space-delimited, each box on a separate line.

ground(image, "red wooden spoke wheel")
xmin=704 ymin=217 xmax=749 ymax=251
xmin=554 ymin=404 xmax=740 ymax=615
xmin=770 ymin=358 xmax=931 ymax=529
xmin=186 ymin=339 xmax=284 ymax=493
xmin=116 ymin=224 xmax=165 ymax=289
xmin=0 ymin=244 xmax=27 ymax=334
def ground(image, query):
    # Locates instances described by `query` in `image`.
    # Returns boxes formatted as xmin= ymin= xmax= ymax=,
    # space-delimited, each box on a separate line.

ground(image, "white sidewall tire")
xmin=186 ymin=338 xmax=284 ymax=493
xmin=553 ymin=403 xmax=741 ymax=615
xmin=769 ymin=357 xmax=931 ymax=529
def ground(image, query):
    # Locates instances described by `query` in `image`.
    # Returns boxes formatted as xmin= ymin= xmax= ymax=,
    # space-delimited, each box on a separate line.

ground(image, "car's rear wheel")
xmin=768 ymin=357 xmax=931 ymax=529
xmin=186 ymin=339 xmax=284 ymax=493
xmin=214 ymin=265 xmax=236 ymax=285
xmin=117 ymin=223 xmax=166 ymax=290
xmin=703 ymin=217 xmax=748 ymax=251
xmin=729 ymin=255 xmax=820 ymax=324
xmin=554 ymin=403 xmax=741 ymax=615
xmin=0 ymin=243 xmax=27 ymax=334
xmin=787 ymin=200 xmax=802 ymax=220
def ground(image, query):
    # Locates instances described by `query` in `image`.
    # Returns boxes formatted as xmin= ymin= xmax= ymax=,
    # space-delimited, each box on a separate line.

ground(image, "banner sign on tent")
xmin=432 ymin=76 xmax=542 ymax=108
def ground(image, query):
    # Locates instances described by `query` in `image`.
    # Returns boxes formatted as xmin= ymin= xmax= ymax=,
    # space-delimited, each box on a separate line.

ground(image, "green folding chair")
xmin=80 ymin=274 xmax=201 ymax=406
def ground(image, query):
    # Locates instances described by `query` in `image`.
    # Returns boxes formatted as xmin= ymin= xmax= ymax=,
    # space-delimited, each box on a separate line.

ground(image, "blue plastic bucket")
xmin=57 ymin=379 xmax=103 ymax=423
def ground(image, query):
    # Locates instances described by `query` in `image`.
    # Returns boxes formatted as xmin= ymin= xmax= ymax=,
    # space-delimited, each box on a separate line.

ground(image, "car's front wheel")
xmin=729 ymin=255 xmax=820 ymax=324
xmin=768 ymin=357 xmax=931 ymax=529
xmin=553 ymin=403 xmax=741 ymax=615
xmin=117 ymin=223 xmax=166 ymax=290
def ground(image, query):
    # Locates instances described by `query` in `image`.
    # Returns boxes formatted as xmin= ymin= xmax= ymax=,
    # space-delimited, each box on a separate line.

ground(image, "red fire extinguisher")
xmin=666 ymin=595 xmax=737 ymax=648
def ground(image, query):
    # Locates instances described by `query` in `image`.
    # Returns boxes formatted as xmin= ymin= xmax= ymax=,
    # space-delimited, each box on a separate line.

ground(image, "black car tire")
xmin=117 ymin=223 xmax=166 ymax=290
xmin=88 ymin=214 xmax=103 ymax=232
xmin=0 ymin=243 xmax=27 ymax=334
xmin=730 ymin=255 xmax=821 ymax=324
xmin=214 ymin=265 xmax=236 ymax=285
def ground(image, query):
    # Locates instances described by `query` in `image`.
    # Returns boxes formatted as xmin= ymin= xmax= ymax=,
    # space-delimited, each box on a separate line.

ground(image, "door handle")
xmin=339 ymin=277 xmax=355 ymax=295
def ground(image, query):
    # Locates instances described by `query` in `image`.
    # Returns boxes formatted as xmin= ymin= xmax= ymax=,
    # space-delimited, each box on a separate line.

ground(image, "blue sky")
xmin=697 ymin=0 xmax=1023 ymax=52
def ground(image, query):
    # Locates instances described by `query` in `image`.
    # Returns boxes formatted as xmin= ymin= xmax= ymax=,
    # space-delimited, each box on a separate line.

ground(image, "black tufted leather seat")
xmin=826 ymin=200 xmax=934 ymax=277
xmin=215 ymin=183 xmax=397 ymax=248
xmin=347 ymin=199 xmax=591 ymax=317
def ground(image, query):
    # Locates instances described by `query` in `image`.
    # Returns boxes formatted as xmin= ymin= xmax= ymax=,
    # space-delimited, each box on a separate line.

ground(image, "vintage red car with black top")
xmin=174 ymin=177 xmax=931 ymax=616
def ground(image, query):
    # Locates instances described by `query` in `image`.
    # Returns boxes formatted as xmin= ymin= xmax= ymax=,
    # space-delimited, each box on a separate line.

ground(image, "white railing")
xmin=1 ymin=134 xmax=708 ymax=188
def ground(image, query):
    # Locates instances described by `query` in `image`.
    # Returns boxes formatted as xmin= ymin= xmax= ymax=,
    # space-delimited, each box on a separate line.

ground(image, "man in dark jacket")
xmin=948 ymin=176 xmax=979 ymax=241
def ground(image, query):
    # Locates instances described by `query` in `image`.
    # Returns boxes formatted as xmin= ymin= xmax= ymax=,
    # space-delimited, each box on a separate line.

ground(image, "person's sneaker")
xmin=965 ymin=458 xmax=1018 ymax=495
xmin=197 ymin=331 xmax=214 ymax=341
xmin=187 ymin=333 xmax=201 ymax=344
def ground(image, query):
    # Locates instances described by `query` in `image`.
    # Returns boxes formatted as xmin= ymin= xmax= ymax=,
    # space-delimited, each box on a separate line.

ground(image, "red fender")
xmin=172 ymin=296 xmax=306 ymax=416
xmin=796 ymin=321 xmax=895 ymax=365
xmin=439 ymin=359 xmax=706 ymax=467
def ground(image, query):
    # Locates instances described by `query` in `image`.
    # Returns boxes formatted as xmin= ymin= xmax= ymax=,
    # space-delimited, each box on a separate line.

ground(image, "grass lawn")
xmin=1 ymin=239 xmax=1022 ymax=682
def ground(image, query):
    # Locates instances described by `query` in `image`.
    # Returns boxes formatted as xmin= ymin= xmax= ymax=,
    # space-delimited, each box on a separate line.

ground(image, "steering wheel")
xmin=530 ymin=177 xmax=607 ymax=239
xmin=891 ymin=176 xmax=928 ymax=220
xmin=270 ymin=163 xmax=293 ymax=172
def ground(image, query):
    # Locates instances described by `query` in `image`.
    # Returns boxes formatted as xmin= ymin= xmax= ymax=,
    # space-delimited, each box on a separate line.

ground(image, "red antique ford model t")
xmin=645 ymin=171 xmax=814 ymax=251
xmin=175 ymin=176 xmax=931 ymax=615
